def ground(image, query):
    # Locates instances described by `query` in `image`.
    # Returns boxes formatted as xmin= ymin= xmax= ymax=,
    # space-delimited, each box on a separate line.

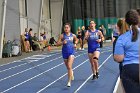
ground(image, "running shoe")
xmin=96 ymin=72 xmax=99 ymax=79
xmin=71 ymin=71 xmax=74 ymax=80
xmin=67 ymin=81 xmax=71 ymax=87
xmin=71 ymin=74 xmax=74 ymax=80
xmin=92 ymin=74 xmax=96 ymax=80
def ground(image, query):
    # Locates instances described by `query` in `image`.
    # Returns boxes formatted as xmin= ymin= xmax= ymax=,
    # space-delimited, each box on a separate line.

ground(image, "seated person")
xmin=49 ymin=37 xmax=56 ymax=46
xmin=39 ymin=33 xmax=46 ymax=48
xmin=32 ymin=33 xmax=43 ymax=50
xmin=42 ymin=32 xmax=48 ymax=46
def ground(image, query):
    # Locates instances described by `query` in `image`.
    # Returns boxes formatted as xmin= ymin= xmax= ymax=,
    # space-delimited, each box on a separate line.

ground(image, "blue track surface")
xmin=0 ymin=46 xmax=119 ymax=93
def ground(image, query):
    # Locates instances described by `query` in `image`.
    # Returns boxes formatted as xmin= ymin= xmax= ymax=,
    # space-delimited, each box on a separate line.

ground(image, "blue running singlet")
xmin=62 ymin=33 xmax=75 ymax=59
xmin=88 ymin=30 xmax=100 ymax=53
xmin=25 ymin=32 xmax=29 ymax=40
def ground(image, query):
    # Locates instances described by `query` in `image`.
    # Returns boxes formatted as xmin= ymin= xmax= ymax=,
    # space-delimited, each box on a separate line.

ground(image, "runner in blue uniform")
xmin=85 ymin=21 xmax=104 ymax=80
xmin=57 ymin=23 xmax=78 ymax=87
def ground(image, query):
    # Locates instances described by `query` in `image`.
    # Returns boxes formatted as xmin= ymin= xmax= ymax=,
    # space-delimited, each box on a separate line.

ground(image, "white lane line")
xmin=0 ymin=50 xmax=83 ymax=73
xmin=36 ymin=59 xmax=89 ymax=93
xmin=0 ymin=56 xmax=62 ymax=82
xmin=0 ymin=60 xmax=36 ymax=73
xmin=101 ymin=48 xmax=112 ymax=51
xmin=36 ymin=50 xmax=112 ymax=93
xmin=0 ymin=63 xmax=64 ymax=93
xmin=0 ymin=52 xmax=61 ymax=67
xmin=113 ymin=76 xmax=120 ymax=93
xmin=74 ymin=54 xmax=112 ymax=93
xmin=0 ymin=53 xmax=61 ymax=73
xmin=0 ymin=53 xmax=87 ymax=93
xmin=101 ymin=50 xmax=112 ymax=53
xmin=26 ymin=58 xmax=44 ymax=60
xmin=32 ymin=55 xmax=48 ymax=57
xmin=0 ymin=49 xmax=111 ymax=76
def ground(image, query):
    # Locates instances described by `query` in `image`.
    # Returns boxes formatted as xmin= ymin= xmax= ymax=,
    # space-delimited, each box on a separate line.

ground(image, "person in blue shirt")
xmin=113 ymin=19 xmax=129 ymax=54
xmin=85 ymin=21 xmax=104 ymax=80
xmin=113 ymin=18 xmax=129 ymax=79
xmin=24 ymin=28 xmax=30 ymax=41
xmin=136 ymin=8 xmax=140 ymax=28
xmin=24 ymin=28 xmax=30 ymax=52
xmin=114 ymin=10 xmax=140 ymax=93
xmin=56 ymin=23 xmax=78 ymax=87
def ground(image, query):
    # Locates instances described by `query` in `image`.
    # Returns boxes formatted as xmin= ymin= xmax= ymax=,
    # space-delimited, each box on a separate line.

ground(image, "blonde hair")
xmin=117 ymin=18 xmax=129 ymax=35
xmin=77 ymin=26 xmax=81 ymax=31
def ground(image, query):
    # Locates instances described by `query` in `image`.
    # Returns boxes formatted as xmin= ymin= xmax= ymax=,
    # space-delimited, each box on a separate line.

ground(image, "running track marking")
xmin=0 ymin=52 xmax=86 ymax=82
xmin=0 ymin=50 xmax=86 ymax=73
xmin=0 ymin=52 xmax=87 ymax=93
xmin=113 ymin=76 xmax=120 ymax=93
xmin=0 ymin=52 xmax=86 ymax=73
xmin=0 ymin=56 xmax=62 ymax=82
xmin=36 ymin=52 xmax=112 ymax=93
xmin=36 ymin=59 xmax=89 ymax=93
xmin=0 ymin=50 xmax=111 ymax=82
xmin=74 ymin=54 xmax=112 ymax=93
xmin=0 ymin=52 xmax=61 ymax=67
xmin=0 ymin=53 xmax=61 ymax=73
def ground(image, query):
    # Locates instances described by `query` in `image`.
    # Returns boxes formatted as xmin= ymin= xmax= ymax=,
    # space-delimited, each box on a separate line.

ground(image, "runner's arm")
xmin=56 ymin=34 xmax=63 ymax=46
xmin=96 ymin=31 xmax=104 ymax=42
xmin=84 ymin=30 xmax=89 ymax=40
xmin=73 ymin=34 xmax=78 ymax=45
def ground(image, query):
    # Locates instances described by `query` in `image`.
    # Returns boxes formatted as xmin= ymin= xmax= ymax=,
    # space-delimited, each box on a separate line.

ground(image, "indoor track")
xmin=0 ymin=46 xmax=119 ymax=93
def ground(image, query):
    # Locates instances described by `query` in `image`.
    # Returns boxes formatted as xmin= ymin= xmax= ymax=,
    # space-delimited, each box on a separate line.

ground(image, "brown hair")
xmin=125 ymin=10 xmax=139 ymax=42
xmin=136 ymin=8 xmax=140 ymax=27
xmin=64 ymin=23 xmax=71 ymax=28
xmin=89 ymin=20 xmax=95 ymax=24
xmin=29 ymin=28 xmax=32 ymax=31
xmin=117 ymin=19 xmax=129 ymax=35
xmin=136 ymin=8 xmax=140 ymax=15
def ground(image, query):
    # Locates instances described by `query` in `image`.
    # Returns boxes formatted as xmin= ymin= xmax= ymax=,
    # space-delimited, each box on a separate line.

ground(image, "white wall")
xmin=33 ymin=0 xmax=64 ymax=40
xmin=5 ymin=0 xmax=20 ymax=41
xmin=27 ymin=0 xmax=41 ymax=34
xmin=50 ymin=0 xmax=64 ymax=40
xmin=41 ymin=0 xmax=51 ymax=40
xmin=19 ymin=0 xmax=28 ymax=35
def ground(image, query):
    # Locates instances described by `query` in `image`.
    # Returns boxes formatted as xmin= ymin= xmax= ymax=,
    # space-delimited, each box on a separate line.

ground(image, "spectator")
xmin=113 ymin=18 xmax=129 ymax=79
xmin=49 ymin=37 xmax=56 ymax=46
xmin=81 ymin=26 xmax=86 ymax=50
xmin=113 ymin=19 xmax=129 ymax=54
xmin=112 ymin=25 xmax=119 ymax=43
xmin=24 ymin=28 xmax=30 ymax=52
xmin=43 ymin=32 xmax=48 ymax=46
xmin=76 ymin=27 xmax=82 ymax=50
xmin=99 ymin=25 xmax=106 ymax=48
xmin=136 ymin=8 xmax=140 ymax=28
xmin=39 ymin=33 xmax=46 ymax=48
xmin=32 ymin=33 xmax=43 ymax=50
xmin=28 ymin=28 xmax=34 ymax=51
xmin=43 ymin=32 xmax=47 ymax=40
xmin=114 ymin=10 xmax=140 ymax=93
